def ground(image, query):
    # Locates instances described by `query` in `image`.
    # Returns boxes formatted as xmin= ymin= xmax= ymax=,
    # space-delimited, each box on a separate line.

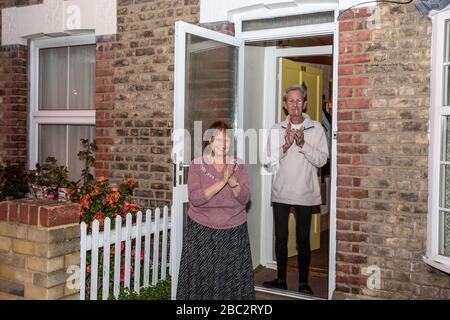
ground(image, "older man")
xmin=263 ymin=85 xmax=329 ymax=295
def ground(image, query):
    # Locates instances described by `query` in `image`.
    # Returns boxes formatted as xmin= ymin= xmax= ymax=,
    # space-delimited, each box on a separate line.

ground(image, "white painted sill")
xmin=423 ymin=256 xmax=450 ymax=274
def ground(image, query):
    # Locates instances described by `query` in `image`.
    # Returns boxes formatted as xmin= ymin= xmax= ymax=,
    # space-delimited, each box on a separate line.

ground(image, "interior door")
xmin=171 ymin=21 xmax=244 ymax=299
xmin=280 ymin=59 xmax=323 ymax=123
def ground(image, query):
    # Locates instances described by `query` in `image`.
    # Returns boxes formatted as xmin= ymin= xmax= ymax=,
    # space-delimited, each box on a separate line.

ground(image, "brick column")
xmin=95 ymin=35 xmax=117 ymax=179
xmin=336 ymin=8 xmax=372 ymax=296
xmin=0 ymin=199 xmax=80 ymax=300
xmin=0 ymin=45 xmax=28 ymax=164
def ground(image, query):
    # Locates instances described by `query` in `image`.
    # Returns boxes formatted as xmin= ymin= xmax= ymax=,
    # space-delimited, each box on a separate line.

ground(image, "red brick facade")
xmin=0 ymin=0 xmax=43 ymax=165
xmin=94 ymin=35 xmax=117 ymax=179
xmin=336 ymin=7 xmax=373 ymax=295
xmin=0 ymin=45 xmax=28 ymax=164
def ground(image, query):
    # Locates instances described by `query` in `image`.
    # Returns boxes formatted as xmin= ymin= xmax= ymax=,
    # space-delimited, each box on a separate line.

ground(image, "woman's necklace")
xmin=201 ymin=155 xmax=224 ymax=181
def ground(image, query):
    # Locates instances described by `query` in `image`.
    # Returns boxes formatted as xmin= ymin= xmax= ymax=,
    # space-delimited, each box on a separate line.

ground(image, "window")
xmin=425 ymin=10 xmax=450 ymax=273
xmin=242 ymin=11 xmax=335 ymax=32
xmin=29 ymin=35 xmax=96 ymax=181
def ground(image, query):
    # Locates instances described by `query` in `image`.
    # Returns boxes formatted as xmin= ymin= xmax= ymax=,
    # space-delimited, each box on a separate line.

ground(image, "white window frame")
xmin=425 ymin=8 xmax=450 ymax=274
xmin=29 ymin=34 xmax=96 ymax=170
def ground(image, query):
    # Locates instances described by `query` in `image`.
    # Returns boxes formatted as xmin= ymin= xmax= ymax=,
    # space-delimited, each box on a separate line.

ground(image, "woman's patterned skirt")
xmin=176 ymin=217 xmax=255 ymax=300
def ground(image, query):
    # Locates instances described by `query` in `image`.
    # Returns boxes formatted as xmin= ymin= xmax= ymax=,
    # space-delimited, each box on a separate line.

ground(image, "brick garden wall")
xmin=336 ymin=3 xmax=450 ymax=299
xmin=0 ymin=199 xmax=80 ymax=299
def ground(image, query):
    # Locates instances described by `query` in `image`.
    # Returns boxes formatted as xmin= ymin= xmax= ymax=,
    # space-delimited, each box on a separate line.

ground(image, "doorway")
xmin=243 ymin=36 xmax=334 ymax=300
xmin=171 ymin=21 xmax=338 ymax=300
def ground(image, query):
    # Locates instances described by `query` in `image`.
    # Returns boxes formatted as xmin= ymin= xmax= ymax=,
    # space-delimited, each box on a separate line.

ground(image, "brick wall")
xmin=96 ymin=0 xmax=231 ymax=209
xmin=95 ymin=35 xmax=118 ymax=178
xmin=0 ymin=199 xmax=80 ymax=299
xmin=0 ymin=1 xmax=43 ymax=165
xmin=0 ymin=1 xmax=39 ymax=165
xmin=336 ymin=3 xmax=450 ymax=299
xmin=0 ymin=45 xmax=28 ymax=164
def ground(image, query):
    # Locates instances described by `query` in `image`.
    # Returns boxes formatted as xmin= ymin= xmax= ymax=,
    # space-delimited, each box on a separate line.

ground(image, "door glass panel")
xmin=184 ymin=33 xmax=238 ymax=163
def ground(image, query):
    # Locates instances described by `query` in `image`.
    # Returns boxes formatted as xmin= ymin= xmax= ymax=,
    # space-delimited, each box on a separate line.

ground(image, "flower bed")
xmin=75 ymin=176 xmax=140 ymax=228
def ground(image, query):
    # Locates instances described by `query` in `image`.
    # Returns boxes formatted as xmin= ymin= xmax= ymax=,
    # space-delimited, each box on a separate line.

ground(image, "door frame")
xmin=240 ymin=17 xmax=339 ymax=300
xmin=172 ymin=11 xmax=340 ymax=299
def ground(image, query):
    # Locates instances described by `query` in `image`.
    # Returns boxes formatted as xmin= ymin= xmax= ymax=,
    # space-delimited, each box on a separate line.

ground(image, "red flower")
xmin=96 ymin=176 xmax=107 ymax=183
xmin=94 ymin=212 xmax=105 ymax=220
xmin=125 ymin=178 xmax=135 ymax=187
xmin=86 ymin=265 xmax=91 ymax=273
xmin=91 ymin=186 xmax=102 ymax=196
xmin=119 ymin=265 xmax=134 ymax=282
xmin=123 ymin=201 xmax=131 ymax=213
xmin=80 ymin=194 xmax=92 ymax=209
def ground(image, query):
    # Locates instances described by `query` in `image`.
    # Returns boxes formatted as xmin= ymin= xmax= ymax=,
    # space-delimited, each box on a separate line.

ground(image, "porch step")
xmin=255 ymin=286 xmax=324 ymax=300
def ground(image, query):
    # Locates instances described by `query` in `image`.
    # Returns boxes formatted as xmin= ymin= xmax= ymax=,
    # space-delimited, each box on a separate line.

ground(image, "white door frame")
xmin=172 ymin=9 xmax=339 ymax=299
xmin=238 ymin=13 xmax=339 ymax=300
xmin=171 ymin=21 xmax=245 ymax=299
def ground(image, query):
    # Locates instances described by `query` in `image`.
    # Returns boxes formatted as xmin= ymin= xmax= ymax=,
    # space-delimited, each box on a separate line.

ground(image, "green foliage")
xmin=67 ymin=139 xmax=98 ymax=202
xmin=28 ymin=157 xmax=69 ymax=200
xmin=111 ymin=278 xmax=171 ymax=300
xmin=0 ymin=162 xmax=30 ymax=201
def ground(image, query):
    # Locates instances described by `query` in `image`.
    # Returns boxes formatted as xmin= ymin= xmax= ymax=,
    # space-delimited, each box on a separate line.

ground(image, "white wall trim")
xmin=200 ymin=0 xmax=377 ymax=24
xmin=428 ymin=4 xmax=450 ymax=17
xmin=2 ymin=0 xmax=117 ymax=46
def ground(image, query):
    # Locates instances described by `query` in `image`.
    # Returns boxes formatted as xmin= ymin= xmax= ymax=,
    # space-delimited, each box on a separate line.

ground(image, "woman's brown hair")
xmin=203 ymin=121 xmax=231 ymax=157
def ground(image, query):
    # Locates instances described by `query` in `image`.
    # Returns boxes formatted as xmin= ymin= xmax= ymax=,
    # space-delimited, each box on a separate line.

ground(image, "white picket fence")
xmin=79 ymin=207 xmax=171 ymax=300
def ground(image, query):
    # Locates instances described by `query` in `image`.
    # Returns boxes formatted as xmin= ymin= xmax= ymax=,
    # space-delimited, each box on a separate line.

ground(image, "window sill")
xmin=423 ymin=256 xmax=450 ymax=274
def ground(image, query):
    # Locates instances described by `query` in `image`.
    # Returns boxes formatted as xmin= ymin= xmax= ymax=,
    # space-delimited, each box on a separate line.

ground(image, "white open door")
xmin=171 ymin=21 xmax=244 ymax=299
